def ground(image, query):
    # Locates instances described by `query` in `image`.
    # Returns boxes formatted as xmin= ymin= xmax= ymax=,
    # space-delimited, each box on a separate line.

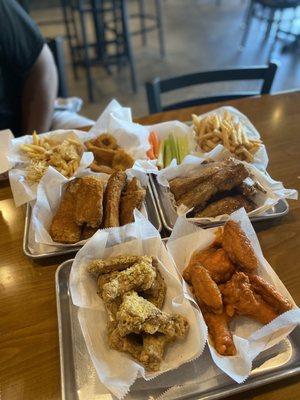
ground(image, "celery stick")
xmin=169 ymin=133 xmax=179 ymax=163
xmin=164 ymin=139 xmax=172 ymax=167
xmin=157 ymin=140 xmax=165 ymax=169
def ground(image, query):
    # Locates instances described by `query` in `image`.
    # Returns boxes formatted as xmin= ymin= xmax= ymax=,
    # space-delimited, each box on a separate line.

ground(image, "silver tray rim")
xmin=149 ymin=174 xmax=290 ymax=233
xmin=56 ymin=259 xmax=300 ymax=400
xmin=23 ymin=182 xmax=162 ymax=259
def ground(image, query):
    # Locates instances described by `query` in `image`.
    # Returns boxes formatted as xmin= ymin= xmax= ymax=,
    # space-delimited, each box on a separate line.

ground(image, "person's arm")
xmin=21 ymin=43 xmax=58 ymax=134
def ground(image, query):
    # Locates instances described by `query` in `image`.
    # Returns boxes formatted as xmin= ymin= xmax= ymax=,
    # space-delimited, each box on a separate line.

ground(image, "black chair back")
xmin=146 ymin=62 xmax=278 ymax=114
xmin=47 ymin=37 xmax=68 ymax=98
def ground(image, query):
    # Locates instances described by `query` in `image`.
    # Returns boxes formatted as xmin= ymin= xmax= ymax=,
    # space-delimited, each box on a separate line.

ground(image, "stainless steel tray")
xmin=23 ymin=183 xmax=162 ymax=259
xmin=56 ymin=260 xmax=300 ymax=400
xmin=150 ymin=174 xmax=289 ymax=234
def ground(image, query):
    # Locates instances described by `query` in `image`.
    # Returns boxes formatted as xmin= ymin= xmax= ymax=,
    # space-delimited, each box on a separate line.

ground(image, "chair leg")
xmin=60 ymin=0 xmax=79 ymax=80
xmin=155 ymin=0 xmax=165 ymax=58
xmin=120 ymin=0 xmax=138 ymax=92
xmin=239 ymin=0 xmax=254 ymax=50
xmin=78 ymin=1 xmax=95 ymax=102
xmin=138 ymin=0 xmax=147 ymax=46
xmin=264 ymin=8 xmax=275 ymax=41
xmin=268 ymin=10 xmax=282 ymax=61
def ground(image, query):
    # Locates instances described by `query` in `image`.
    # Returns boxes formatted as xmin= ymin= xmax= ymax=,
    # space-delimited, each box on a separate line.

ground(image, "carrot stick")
xmin=149 ymin=131 xmax=160 ymax=158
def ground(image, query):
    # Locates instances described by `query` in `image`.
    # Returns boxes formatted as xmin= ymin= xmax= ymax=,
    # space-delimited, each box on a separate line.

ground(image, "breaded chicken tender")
xmin=103 ymin=171 xmax=127 ymax=228
xmin=73 ymin=176 xmax=104 ymax=228
xmin=49 ymin=190 xmax=81 ymax=244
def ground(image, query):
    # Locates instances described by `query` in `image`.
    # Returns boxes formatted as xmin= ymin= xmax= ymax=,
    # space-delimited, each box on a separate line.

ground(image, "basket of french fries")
xmin=6 ymin=129 xmax=94 ymax=207
xmin=192 ymin=106 xmax=268 ymax=169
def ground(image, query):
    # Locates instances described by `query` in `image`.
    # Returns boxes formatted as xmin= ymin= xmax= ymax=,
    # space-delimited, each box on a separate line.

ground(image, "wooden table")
xmin=1 ymin=91 xmax=299 ymax=400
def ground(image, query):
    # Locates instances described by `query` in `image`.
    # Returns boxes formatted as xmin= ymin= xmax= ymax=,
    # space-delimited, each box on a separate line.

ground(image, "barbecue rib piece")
xmin=195 ymin=195 xmax=255 ymax=218
xmin=176 ymin=159 xmax=249 ymax=210
xmin=169 ymin=162 xmax=224 ymax=201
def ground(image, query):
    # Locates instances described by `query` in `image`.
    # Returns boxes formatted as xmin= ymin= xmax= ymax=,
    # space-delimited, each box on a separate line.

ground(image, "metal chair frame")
xmin=146 ymin=62 xmax=278 ymax=114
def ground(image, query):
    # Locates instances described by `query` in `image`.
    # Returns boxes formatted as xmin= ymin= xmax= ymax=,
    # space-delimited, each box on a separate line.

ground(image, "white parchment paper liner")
xmin=191 ymin=106 xmax=269 ymax=171
xmin=4 ymin=129 xmax=94 ymax=207
xmin=166 ymin=208 xmax=300 ymax=383
xmin=0 ymin=129 xmax=14 ymax=175
xmin=156 ymin=147 xmax=297 ymax=224
xmin=69 ymin=212 xmax=207 ymax=399
xmin=31 ymin=167 xmax=149 ymax=247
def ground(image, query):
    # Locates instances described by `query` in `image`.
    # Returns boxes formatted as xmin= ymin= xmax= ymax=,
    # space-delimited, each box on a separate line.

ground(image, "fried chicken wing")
xmin=194 ymin=195 xmax=255 ymax=218
xmin=186 ymin=247 xmax=235 ymax=284
xmin=222 ymin=220 xmax=259 ymax=272
xmin=108 ymin=327 xmax=143 ymax=362
xmin=116 ymin=291 xmax=189 ymax=339
xmin=140 ymin=334 xmax=168 ymax=371
xmin=87 ymin=255 xmax=148 ymax=276
xmin=103 ymin=171 xmax=127 ymax=228
xmin=189 ymin=264 xmax=223 ymax=314
xmin=73 ymin=176 xmax=104 ymax=228
xmin=102 ymin=259 xmax=156 ymax=303
xmin=248 ymin=274 xmax=293 ymax=314
xmin=143 ymin=269 xmax=166 ymax=309
xmin=202 ymin=310 xmax=236 ymax=356
xmin=221 ymin=272 xmax=278 ymax=324
xmin=120 ymin=189 xmax=146 ymax=225
xmin=176 ymin=159 xmax=249 ymax=210
xmin=49 ymin=190 xmax=81 ymax=244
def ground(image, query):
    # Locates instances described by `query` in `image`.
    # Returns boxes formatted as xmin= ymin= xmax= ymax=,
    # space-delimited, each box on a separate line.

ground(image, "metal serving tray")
xmin=23 ymin=183 xmax=162 ymax=259
xmin=150 ymin=175 xmax=289 ymax=234
xmin=56 ymin=260 xmax=300 ymax=400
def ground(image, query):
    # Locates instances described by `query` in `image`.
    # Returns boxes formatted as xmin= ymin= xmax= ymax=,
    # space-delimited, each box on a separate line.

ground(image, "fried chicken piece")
xmin=102 ymin=259 xmax=156 ymax=303
xmin=125 ymin=177 xmax=139 ymax=192
xmin=189 ymin=264 xmax=223 ymax=314
xmin=184 ymin=247 xmax=235 ymax=284
xmin=177 ymin=159 xmax=249 ymax=210
xmin=116 ymin=291 xmax=189 ymax=339
xmin=140 ymin=334 xmax=169 ymax=371
xmin=50 ymin=190 xmax=81 ymax=244
xmin=221 ymin=272 xmax=278 ymax=324
xmin=120 ymin=189 xmax=146 ymax=225
xmin=112 ymin=150 xmax=134 ymax=171
xmin=97 ymin=271 xmax=120 ymax=297
xmin=71 ymin=176 xmax=104 ymax=228
xmin=81 ymin=224 xmax=98 ymax=240
xmin=169 ymin=162 xmax=224 ymax=200
xmin=103 ymin=171 xmax=127 ymax=228
xmin=90 ymin=162 xmax=114 ymax=174
xmin=222 ymin=220 xmax=259 ymax=272
xmin=248 ymin=274 xmax=293 ymax=314
xmin=87 ymin=255 xmax=149 ymax=277
xmin=108 ymin=327 xmax=143 ymax=362
xmin=194 ymin=195 xmax=255 ymax=218
xmin=143 ymin=269 xmax=166 ymax=309
xmin=202 ymin=309 xmax=236 ymax=356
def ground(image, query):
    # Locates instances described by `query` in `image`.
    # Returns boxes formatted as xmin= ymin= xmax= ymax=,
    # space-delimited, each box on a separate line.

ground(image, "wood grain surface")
xmin=0 ymin=91 xmax=299 ymax=400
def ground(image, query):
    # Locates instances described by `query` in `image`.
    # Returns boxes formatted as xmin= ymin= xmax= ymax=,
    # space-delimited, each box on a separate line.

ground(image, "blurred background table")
xmin=0 ymin=90 xmax=300 ymax=400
